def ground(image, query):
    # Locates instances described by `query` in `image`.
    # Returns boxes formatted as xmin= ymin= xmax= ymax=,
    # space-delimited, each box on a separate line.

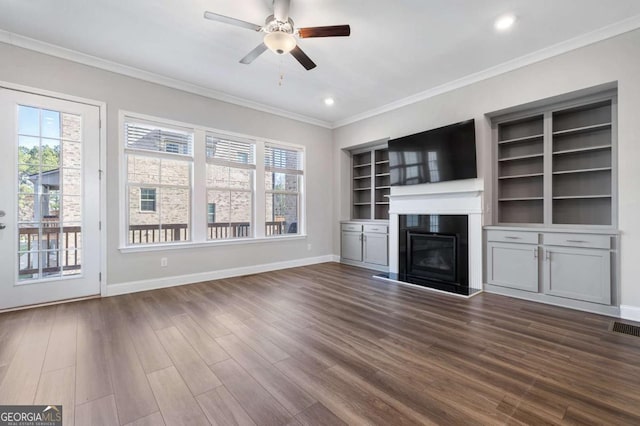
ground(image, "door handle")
xmin=0 ymin=223 xmax=6 ymax=230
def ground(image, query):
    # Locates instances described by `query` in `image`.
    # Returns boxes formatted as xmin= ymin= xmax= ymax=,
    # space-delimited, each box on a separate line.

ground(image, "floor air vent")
xmin=611 ymin=321 xmax=640 ymax=337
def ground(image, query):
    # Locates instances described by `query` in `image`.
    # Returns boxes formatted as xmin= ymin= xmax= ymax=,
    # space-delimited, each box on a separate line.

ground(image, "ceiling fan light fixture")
xmin=264 ymin=31 xmax=296 ymax=55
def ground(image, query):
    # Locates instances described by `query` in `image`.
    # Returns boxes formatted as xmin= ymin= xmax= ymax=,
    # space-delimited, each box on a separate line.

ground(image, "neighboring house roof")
xmin=27 ymin=168 xmax=60 ymax=189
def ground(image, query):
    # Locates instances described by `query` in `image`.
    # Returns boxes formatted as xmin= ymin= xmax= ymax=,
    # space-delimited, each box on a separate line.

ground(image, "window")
xmin=140 ymin=188 xmax=157 ymax=212
xmin=206 ymin=134 xmax=255 ymax=240
xmin=120 ymin=112 xmax=305 ymax=249
xmin=264 ymin=144 xmax=303 ymax=235
xmin=124 ymin=119 xmax=193 ymax=245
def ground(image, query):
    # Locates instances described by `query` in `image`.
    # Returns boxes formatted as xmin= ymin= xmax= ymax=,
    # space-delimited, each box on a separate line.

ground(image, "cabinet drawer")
xmin=364 ymin=224 xmax=387 ymax=234
xmin=487 ymin=230 xmax=537 ymax=244
xmin=341 ymin=223 xmax=363 ymax=232
xmin=543 ymin=233 xmax=610 ymax=249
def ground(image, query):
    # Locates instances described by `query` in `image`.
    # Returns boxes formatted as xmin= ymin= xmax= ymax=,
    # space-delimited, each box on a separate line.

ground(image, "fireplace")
xmin=398 ymin=214 xmax=469 ymax=295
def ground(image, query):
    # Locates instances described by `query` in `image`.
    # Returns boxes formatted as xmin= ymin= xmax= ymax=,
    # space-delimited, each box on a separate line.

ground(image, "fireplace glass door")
xmin=407 ymin=232 xmax=457 ymax=283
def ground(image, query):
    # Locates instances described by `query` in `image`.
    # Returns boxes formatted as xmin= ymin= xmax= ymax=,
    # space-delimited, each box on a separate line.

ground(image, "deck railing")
xmin=128 ymin=221 xmax=288 ymax=244
xmin=18 ymin=225 xmax=82 ymax=274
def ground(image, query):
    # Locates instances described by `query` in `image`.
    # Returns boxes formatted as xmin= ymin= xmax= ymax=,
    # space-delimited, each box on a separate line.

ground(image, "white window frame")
xmin=264 ymin=143 xmax=304 ymax=237
xmin=118 ymin=111 xmax=306 ymax=252
xmin=205 ymin=133 xmax=256 ymax=241
xmin=121 ymin=113 xmax=194 ymax=247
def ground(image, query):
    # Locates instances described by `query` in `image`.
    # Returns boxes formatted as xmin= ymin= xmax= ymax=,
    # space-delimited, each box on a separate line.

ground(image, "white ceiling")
xmin=1 ymin=0 xmax=640 ymax=127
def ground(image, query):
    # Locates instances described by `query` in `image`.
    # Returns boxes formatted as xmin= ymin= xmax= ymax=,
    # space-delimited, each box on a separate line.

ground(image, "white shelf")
xmin=353 ymin=175 xmax=371 ymax=180
xmin=353 ymin=163 xmax=371 ymax=168
xmin=353 ymin=202 xmax=371 ymax=206
xmin=375 ymin=173 xmax=390 ymax=177
xmin=376 ymin=186 xmax=391 ymax=189
xmin=353 ymin=187 xmax=371 ymax=191
xmin=375 ymin=160 xmax=389 ymax=165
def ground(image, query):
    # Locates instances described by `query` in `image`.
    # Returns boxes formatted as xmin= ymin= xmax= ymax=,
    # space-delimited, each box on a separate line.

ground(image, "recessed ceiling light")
xmin=324 ymin=97 xmax=335 ymax=106
xmin=495 ymin=14 xmax=516 ymax=32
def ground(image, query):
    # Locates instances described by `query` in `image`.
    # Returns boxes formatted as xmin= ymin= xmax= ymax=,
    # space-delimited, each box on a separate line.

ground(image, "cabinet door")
xmin=543 ymin=246 xmax=611 ymax=304
xmin=364 ymin=233 xmax=388 ymax=266
xmin=341 ymin=231 xmax=363 ymax=262
xmin=487 ymin=242 xmax=539 ymax=292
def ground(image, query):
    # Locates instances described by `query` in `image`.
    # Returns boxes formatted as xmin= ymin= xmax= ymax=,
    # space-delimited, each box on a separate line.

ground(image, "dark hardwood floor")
xmin=1 ymin=262 xmax=640 ymax=425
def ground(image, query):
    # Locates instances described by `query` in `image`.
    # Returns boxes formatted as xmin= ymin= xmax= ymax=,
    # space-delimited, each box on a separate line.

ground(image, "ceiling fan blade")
xmin=298 ymin=25 xmax=351 ymax=38
xmin=240 ymin=43 xmax=268 ymax=64
xmin=290 ymin=46 xmax=316 ymax=70
xmin=273 ymin=0 xmax=291 ymax=22
xmin=203 ymin=11 xmax=262 ymax=31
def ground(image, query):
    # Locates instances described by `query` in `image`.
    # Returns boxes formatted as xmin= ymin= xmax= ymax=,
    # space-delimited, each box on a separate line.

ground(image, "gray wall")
xmin=0 ymin=42 xmax=334 ymax=286
xmin=333 ymin=29 xmax=640 ymax=310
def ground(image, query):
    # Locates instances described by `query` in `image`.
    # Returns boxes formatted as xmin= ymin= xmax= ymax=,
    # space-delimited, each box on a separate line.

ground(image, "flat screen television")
xmin=388 ymin=119 xmax=477 ymax=186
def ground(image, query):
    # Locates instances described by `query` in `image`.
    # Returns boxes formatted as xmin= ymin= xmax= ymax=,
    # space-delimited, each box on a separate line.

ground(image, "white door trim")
xmin=0 ymin=80 xmax=108 ymax=297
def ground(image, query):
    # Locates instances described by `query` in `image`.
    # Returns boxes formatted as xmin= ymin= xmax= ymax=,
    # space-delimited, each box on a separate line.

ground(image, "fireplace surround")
xmin=381 ymin=183 xmax=484 ymax=297
xmin=398 ymin=215 xmax=469 ymax=295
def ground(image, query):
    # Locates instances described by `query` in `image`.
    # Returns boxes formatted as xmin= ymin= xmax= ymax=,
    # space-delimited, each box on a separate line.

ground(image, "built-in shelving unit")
xmin=493 ymin=92 xmax=616 ymax=227
xmin=350 ymin=145 xmax=389 ymax=220
xmin=551 ymin=100 xmax=614 ymax=225
xmin=496 ymin=114 xmax=545 ymax=224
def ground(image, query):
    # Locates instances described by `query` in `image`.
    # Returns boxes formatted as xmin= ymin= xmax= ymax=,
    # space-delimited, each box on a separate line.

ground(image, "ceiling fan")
xmin=204 ymin=0 xmax=351 ymax=70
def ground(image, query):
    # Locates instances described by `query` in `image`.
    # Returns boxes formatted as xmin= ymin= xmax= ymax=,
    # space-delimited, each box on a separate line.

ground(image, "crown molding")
xmin=0 ymin=30 xmax=333 ymax=129
xmin=332 ymin=14 xmax=640 ymax=129
xmin=2 ymin=12 xmax=640 ymax=131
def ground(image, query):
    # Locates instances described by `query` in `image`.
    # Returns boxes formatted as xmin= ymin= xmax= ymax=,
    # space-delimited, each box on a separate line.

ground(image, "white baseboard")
xmin=620 ymin=305 xmax=640 ymax=322
xmin=106 ymin=255 xmax=338 ymax=297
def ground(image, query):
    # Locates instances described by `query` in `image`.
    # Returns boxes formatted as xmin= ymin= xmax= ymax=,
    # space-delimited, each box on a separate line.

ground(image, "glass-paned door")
xmin=0 ymin=89 xmax=101 ymax=310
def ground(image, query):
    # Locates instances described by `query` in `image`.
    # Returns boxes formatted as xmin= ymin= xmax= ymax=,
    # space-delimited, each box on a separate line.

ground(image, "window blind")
xmin=264 ymin=144 xmax=303 ymax=174
xmin=206 ymin=134 xmax=255 ymax=168
xmin=125 ymin=121 xmax=193 ymax=156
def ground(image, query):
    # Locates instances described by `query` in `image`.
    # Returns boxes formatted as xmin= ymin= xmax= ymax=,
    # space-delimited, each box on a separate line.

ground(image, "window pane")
xmin=266 ymin=193 xmax=298 ymax=235
xmin=264 ymin=172 xmax=299 ymax=192
xmin=61 ymin=196 xmax=82 ymax=222
xmin=125 ymin=121 xmax=193 ymax=155
xmin=18 ymin=106 xmax=40 ymax=136
xmin=61 ymin=168 xmax=81 ymax=195
xmin=41 ymin=110 xmax=61 ymax=139
xmin=264 ymin=145 xmax=303 ymax=171
xmin=160 ymin=187 xmax=190 ymax=242
xmin=206 ymin=190 xmax=251 ymax=239
xmin=128 ymin=155 xmax=160 ymax=184
xmin=62 ymin=141 xmax=82 ymax=168
xmin=41 ymin=138 xmax=60 ymax=173
xmin=160 ymin=159 xmax=190 ymax=186
xmin=206 ymin=164 xmax=230 ymax=188
xmin=61 ymin=113 xmax=82 ymax=141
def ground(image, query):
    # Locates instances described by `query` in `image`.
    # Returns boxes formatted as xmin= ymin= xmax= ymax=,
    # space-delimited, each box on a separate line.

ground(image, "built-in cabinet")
xmin=487 ymin=88 xmax=619 ymax=315
xmin=340 ymin=222 xmax=388 ymax=271
xmin=351 ymin=146 xmax=390 ymax=220
xmin=485 ymin=228 xmax=617 ymax=313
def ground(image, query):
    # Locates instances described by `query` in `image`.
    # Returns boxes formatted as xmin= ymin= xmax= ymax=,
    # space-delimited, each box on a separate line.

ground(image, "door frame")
xmin=1 ymin=80 xmax=108 ymax=298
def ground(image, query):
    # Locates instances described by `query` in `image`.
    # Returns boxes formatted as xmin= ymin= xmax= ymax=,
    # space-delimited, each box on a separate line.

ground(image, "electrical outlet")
xmin=160 ymin=257 xmax=168 ymax=267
